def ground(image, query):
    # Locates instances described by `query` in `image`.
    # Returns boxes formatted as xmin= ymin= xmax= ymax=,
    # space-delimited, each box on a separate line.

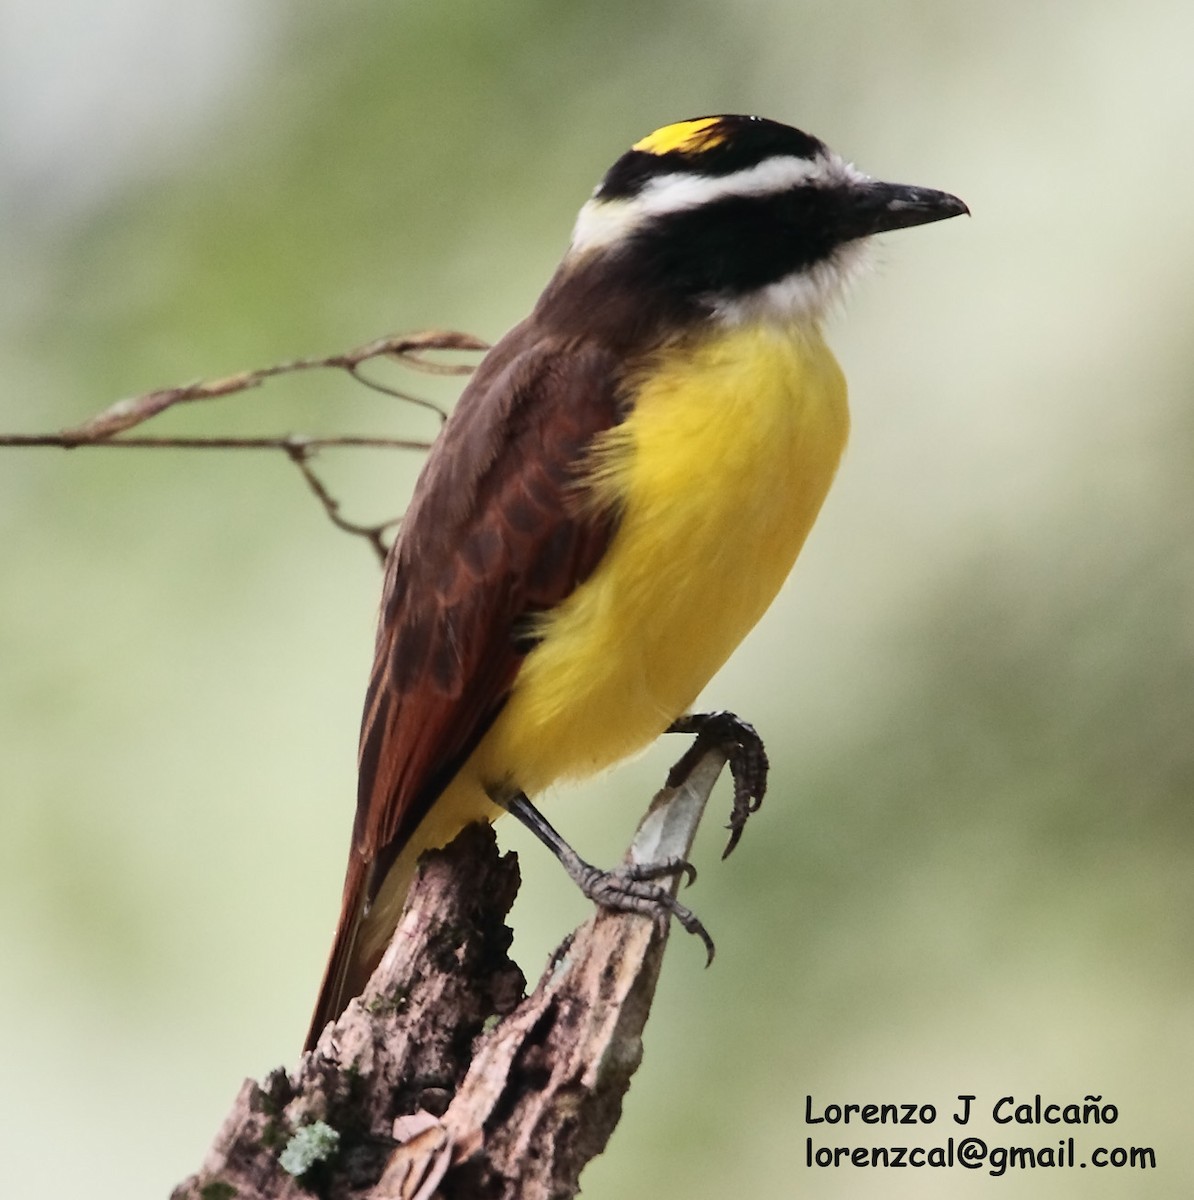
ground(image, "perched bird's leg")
xmin=504 ymin=792 xmax=715 ymax=964
xmin=665 ymin=711 xmax=769 ymax=859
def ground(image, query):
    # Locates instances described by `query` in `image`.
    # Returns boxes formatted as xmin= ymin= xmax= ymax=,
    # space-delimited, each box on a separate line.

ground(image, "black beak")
xmin=837 ymin=179 xmax=969 ymax=240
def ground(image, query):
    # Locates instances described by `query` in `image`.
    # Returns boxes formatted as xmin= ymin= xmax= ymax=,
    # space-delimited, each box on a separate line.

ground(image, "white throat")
xmin=706 ymin=240 xmax=872 ymax=328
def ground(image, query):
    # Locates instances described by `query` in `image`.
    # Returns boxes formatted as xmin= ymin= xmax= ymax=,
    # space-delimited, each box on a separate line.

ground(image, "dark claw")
xmin=579 ymin=861 xmax=715 ymax=965
xmin=666 ymin=711 xmax=769 ymax=858
xmin=670 ymin=899 xmax=716 ymax=966
xmin=622 ymin=855 xmax=698 ymax=889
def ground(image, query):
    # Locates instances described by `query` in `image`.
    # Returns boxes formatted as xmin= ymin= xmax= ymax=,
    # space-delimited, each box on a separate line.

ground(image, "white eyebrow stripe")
xmin=571 ymin=152 xmax=864 ymax=252
xmin=636 ymin=154 xmax=842 ymax=213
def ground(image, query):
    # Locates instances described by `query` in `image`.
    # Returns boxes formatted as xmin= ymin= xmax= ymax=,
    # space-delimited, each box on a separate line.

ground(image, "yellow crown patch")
xmin=632 ymin=117 xmax=726 ymax=157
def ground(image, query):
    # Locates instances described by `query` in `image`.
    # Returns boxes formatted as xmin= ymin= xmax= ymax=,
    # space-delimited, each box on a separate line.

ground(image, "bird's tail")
xmin=303 ymin=843 xmax=425 ymax=1052
xmin=304 ymin=853 xmax=370 ymax=1052
xmin=304 ymin=791 xmax=494 ymax=1051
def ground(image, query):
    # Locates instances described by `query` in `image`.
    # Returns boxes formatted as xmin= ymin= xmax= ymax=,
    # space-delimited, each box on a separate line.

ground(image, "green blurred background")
xmin=3 ymin=1 xmax=1192 ymax=1196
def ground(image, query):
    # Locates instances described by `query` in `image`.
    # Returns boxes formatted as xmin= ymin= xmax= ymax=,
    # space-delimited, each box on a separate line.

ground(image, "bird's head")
xmin=564 ymin=114 xmax=967 ymax=328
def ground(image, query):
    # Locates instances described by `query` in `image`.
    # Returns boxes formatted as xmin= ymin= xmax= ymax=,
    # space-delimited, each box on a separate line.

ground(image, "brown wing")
xmin=305 ymin=323 xmax=626 ymax=1047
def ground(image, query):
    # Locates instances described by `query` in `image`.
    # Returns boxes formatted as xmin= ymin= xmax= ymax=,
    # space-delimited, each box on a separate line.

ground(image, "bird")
xmin=305 ymin=114 xmax=966 ymax=1050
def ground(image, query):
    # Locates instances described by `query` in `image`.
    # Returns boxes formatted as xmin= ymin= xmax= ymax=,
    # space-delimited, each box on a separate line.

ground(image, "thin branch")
xmin=57 ymin=329 xmax=486 ymax=443
xmin=284 ymin=442 xmax=399 ymax=565
xmin=0 ymin=434 xmax=433 ymax=451
xmin=0 ymin=329 xmax=489 ymax=558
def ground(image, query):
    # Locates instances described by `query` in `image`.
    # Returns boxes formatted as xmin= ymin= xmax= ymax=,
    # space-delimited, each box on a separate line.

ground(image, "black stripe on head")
xmin=596 ymin=115 xmax=828 ymax=201
xmin=625 ymin=185 xmax=850 ymax=300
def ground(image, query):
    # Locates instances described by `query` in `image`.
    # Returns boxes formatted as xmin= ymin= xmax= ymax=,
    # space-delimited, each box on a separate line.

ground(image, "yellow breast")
xmin=477 ymin=321 xmax=849 ymax=795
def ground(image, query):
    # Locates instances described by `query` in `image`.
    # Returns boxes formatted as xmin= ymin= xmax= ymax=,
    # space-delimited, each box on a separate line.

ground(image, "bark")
xmin=172 ymin=750 xmax=726 ymax=1200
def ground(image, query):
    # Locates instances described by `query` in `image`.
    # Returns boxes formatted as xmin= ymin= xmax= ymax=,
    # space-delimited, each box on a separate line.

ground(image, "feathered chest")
xmin=583 ymin=321 xmax=850 ymax=617
xmin=495 ymin=321 xmax=849 ymax=783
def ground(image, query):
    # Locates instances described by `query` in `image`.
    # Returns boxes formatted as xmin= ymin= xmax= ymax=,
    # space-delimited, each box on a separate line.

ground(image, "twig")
xmin=0 ymin=329 xmax=489 ymax=560
xmin=60 ymin=329 xmax=487 ymax=442
xmin=172 ymin=749 xmax=729 ymax=1200
xmin=0 ymin=435 xmax=433 ymax=451
xmin=283 ymin=442 xmax=399 ymax=565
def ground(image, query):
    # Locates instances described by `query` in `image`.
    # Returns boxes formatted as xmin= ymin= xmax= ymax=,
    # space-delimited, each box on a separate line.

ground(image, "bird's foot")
xmin=666 ymin=710 xmax=769 ymax=858
xmin=572 ymin=856 xmax=715 ymax=964
xmin=504 ymin=794 xmax=714 ymax=963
